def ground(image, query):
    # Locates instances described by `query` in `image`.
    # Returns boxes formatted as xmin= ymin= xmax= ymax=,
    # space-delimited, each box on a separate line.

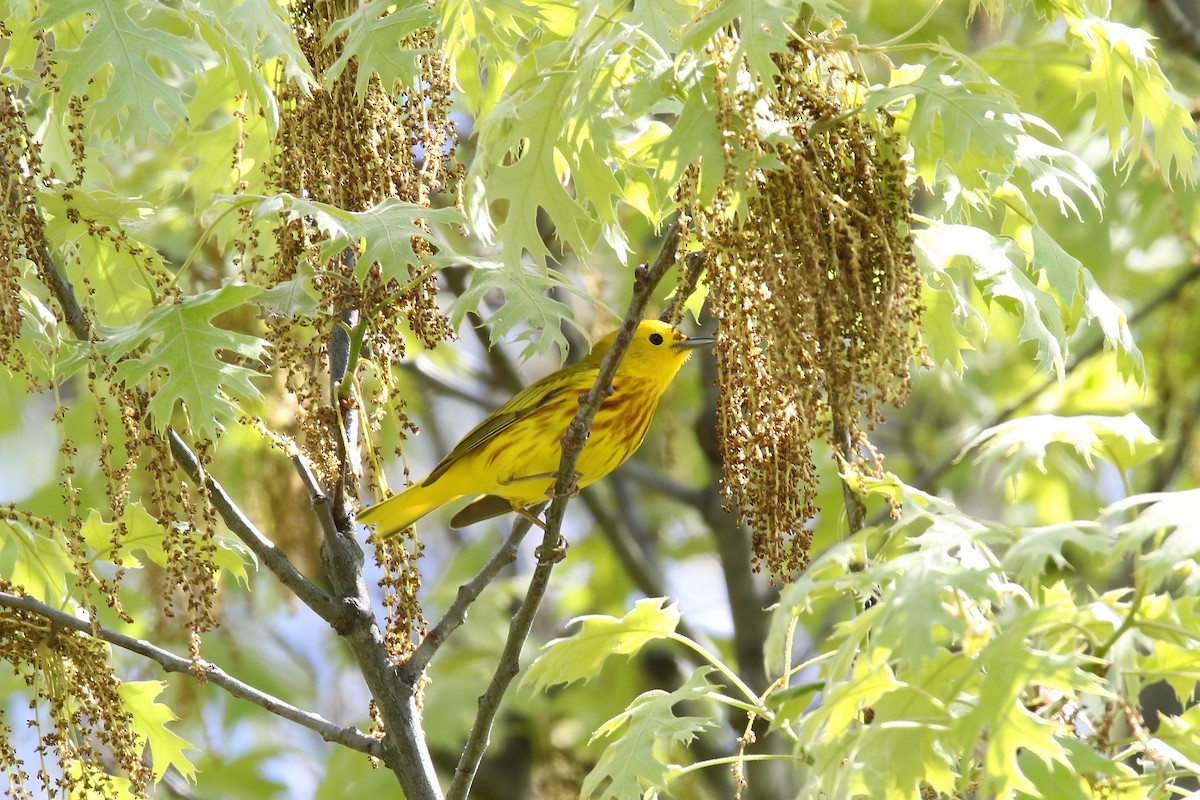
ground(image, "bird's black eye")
xmin=649 ymin=333 xmax=664 ymax=345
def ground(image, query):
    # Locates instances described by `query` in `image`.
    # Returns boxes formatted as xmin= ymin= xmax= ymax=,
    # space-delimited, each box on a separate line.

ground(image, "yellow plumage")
xmin=357 ymin=319 xmax=713 ymax=538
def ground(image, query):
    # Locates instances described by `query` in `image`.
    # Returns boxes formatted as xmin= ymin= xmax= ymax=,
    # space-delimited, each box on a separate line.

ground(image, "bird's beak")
xmin=672 ymin=336 xmax=716 ymax=351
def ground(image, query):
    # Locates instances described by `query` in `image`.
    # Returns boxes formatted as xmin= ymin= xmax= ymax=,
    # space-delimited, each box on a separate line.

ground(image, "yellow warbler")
xmin=358 ymin=319 xmax=714 ymax=538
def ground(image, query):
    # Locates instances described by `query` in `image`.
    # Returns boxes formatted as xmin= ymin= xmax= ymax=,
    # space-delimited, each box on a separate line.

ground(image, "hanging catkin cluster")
xmin=4 ymin=60 xmax=223 ymax=650
xmin=245 ymin=0 xmax=459 ymax=659
xmin=684 ymin=35 xmax=923 ymax=578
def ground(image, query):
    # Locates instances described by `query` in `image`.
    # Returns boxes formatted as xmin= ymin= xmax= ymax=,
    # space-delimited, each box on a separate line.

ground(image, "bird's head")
xmin=588 ymin=319 xmax=714 ymax=387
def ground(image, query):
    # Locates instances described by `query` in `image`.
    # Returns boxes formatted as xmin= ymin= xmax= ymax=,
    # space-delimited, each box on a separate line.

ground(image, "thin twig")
xmin=400 ymin=515 xmax=534 ymax=681
xmin=446 ymin=250 xmax=680 ymax=800
xmin=0 ymin=591 xmax=383 ymax=758
xmin=294 ymin=454 xmax=340 ymax=541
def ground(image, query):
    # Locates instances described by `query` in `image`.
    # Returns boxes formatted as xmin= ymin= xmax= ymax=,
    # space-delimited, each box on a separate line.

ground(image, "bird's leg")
xmin=512 ymin=506 xmax=567 ymax=562
xmin=514 ymin=506 xmax=547 ymax=531
xmin=500 ymin=475 xmax=578 ymax=563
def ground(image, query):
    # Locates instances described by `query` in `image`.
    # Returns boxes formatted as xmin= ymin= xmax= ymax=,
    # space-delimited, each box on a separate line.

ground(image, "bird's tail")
xmin=357 ymin=480 xmax=462 ymax=539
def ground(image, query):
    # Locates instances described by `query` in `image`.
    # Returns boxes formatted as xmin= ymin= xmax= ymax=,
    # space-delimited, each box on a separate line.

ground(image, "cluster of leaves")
xmin=530 ymin=417 xmax=1199 ymax=798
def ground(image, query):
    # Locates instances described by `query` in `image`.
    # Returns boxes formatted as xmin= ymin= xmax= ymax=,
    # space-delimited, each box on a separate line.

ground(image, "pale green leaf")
xmin=1068 ymin=14 xmax=1198 ymax=182
xmin=255 ymin=277 xmax=321 ymax=319
xmin=866 ymin=57 xmax=1022 ymax=189
xmin=967 ymin=413 xmax=1162 ymax=479
xmin=83 ymin=503 xmax=256 ymax=585
xmin=325 ymin=0 xmax=435 ymax=98
xmin=1080 ymin=270 xmax=1143 ymax=382
xmin=955 ymin=609 xmax=1099 ymax=798
xmin=0 ymin=519 xmax=73 ymax=604
xmin=649 ymin=83 xmax=725 ymax=207
xmin=523 ymin=597 xmax=681 ymax=691
xmin=98 ymin=284 xmax=268 ymax=437
xmin=222 ymin=0 xmax=313 ymax=89
xmin=39 ymin=0 xmax=205 ymax=138
xmin=246 ymin=195 xmax=465 ymax=286
xmin=38 ymin=187 xmax=164 ymax=325
xmin=1030 ymin=225 xmax=1084 ymax=306
xmin=581 ymin=667 xmax=716 ymax=800
xmin=1013 ymin=127 xmax=1103 ymax=219
xmin=847 ymin=654 xmax=961 ymax=797
xmin=116 ymin=681 xmax=197 ymax=782
xmin=920 ymin=266 xmax=985 ymax=375
xmin=182 ymin=0 xmax=314 ymax=134
xmin=681 ymin=0 xmax=801 ymax=84
xmin=1138 ymin=643 xmax=1200 ymax=707
xmin=1030 ymin=226 xmax=1144 ymax=382
xmin=450 ymin=264 xmax=593 ymax=360
xmin=467 ymin=66 xmax=597 ymax=267
xmin=1107 ymin=489 xmax=1200 ymax=590
xmin=915 ymin=224 xmax=1067 ymax=377
xmin=1001 ymin=522 xmax=1111 ymax=582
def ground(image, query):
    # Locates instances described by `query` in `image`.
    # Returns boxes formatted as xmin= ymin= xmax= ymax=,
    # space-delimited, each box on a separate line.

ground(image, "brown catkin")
xmin=249 ymin=0 xmax=459 ymax=661
xmin=685 ymin=35 xmax=924 ymax=579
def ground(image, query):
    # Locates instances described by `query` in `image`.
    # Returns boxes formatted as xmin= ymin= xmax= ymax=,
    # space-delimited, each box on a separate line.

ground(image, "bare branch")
xmin=0 ymin=591 xmax=384 ymax=758
xmin=294 ymin=454 xmax=340 ymax=541
xmin=167 ymin=430 xmax=346 ymax=627
xmin=0 ymin=151 xmax=92 ymax=343
xmin=401 ymin=515 xmax=534 ymax=681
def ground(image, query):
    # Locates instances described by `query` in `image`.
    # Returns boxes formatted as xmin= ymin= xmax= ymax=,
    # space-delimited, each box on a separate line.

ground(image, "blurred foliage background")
xmin=2 ymin=0 xmax=1200 ymax=797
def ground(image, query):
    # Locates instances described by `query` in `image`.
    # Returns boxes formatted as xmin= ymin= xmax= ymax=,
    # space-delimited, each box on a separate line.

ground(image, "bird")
xmin=357 ymin=319 xmax=714 ymax=538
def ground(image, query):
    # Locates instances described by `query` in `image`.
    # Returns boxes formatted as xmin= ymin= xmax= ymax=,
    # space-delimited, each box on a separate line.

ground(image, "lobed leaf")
xmin=1067 ymin=14 xmax=1199 ymax=182
xmin=98 ymin=284 xmax=269 ymax=438
xmin=915 ymin=224 xmax=1067 ymax=378
xmin=39 ymin=0 xmax=206 ymax=139
xmin=325 ymin=0 xmax=436 ymax=98
xmin=966 ymin=413 xmax=1162 ymax=479
xmin=116 ymin=681 xmax=198 ymax=782
xmin=581 ymin=667 xmax=716 ymax=800
xmin=523 ymin=597 xmax=681 ymax=691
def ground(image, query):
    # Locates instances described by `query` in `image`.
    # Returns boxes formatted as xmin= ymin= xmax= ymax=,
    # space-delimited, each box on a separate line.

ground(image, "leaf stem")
xmin=862 ymin=0 xmax=945 ymax=50
xmin=669 ymin=632 xmax=772 ymax=716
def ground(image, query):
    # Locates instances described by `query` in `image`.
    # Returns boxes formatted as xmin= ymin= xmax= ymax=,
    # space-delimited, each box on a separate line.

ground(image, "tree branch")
xmin=400 ymin=515 xmax=534 ymax=681
xmin=446 ymin=245 xmax=680 ymax=800
xmin=167 ymin=430 xmax=346 ymax=627
xmin=0 ymin=151 xmax=91 ymax=343
xmin=0 ymin=591 xmax=383 ymax=758
xmin=294 ymin=454 xmax=340 ymax=541
xmin=13 ymin=152 xmax=441 ymax=789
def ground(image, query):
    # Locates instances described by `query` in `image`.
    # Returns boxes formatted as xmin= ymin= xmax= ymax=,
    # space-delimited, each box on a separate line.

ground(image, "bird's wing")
xmin=423 ymin=370 xmax=588 ymax=486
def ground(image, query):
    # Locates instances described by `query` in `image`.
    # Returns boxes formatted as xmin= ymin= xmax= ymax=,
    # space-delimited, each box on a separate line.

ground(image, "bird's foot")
xmin=543 ymin=471 xmax=583 ymax=499
xmin=535 ymin=535 xmax=569 ymax=564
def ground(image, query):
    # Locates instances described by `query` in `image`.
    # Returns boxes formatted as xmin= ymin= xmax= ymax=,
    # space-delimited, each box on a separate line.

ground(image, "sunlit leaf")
xmin=967 ymin=413 xmax=1162 ymax=478
xmin=524 ymin=597 xmax=681 ymax=691
xmin=117 ymin=681 xmax=198 ymax=782
xmin=98 ymin=284 xmax=269 ymax=438
xmin=581 ymin=667 xmax=716 ymax=800
xmin=40 ymin=0 xmax=205 ymax=139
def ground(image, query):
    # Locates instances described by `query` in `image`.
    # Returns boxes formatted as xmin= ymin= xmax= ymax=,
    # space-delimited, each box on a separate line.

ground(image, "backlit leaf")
xmin=524 ymin=597 xmax=681 ymax=691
